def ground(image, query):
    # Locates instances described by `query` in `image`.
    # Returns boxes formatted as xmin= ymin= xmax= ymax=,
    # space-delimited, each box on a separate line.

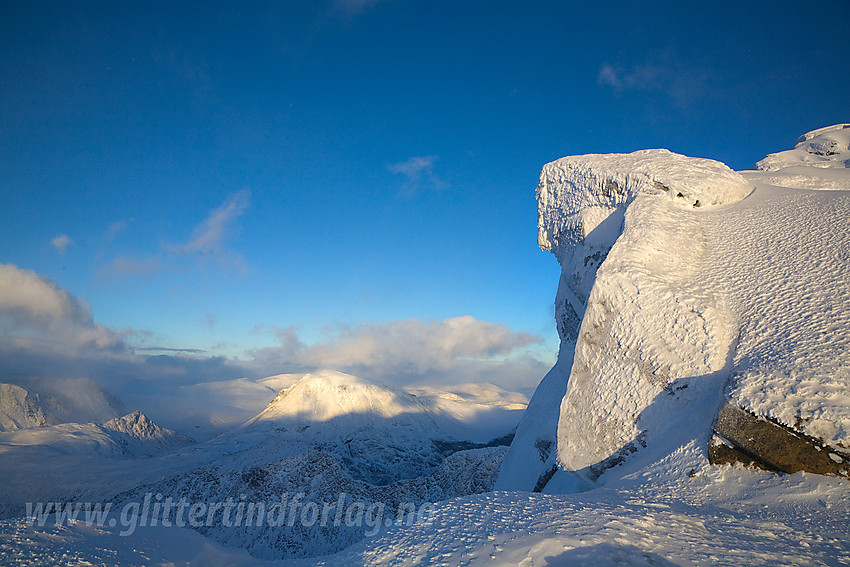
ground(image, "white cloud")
xmin=388 ymin=156 xmax=435 ymax=177
xmin=172 ymin=189 xmax=250 ymax=256
xmin=102 ymin=256 xmax=162 ymax=278
xmin=0 ymin=263 xmax=121 ymax=351
xmin=50 ymin=234 xmax=72 ymax=254
xmin=105 ymin=220 xmax=129 ymax=240
xmin=597 ymin=55 xmax=713 ymax=108
xmin=249 ymin=316 xmax=547 ymax=388
xmin=388 ymin=156 xmax=447 ymax=197
xmin=598 ymin=63 xmax=664 ymax=91
xmin=100 ymin=190 xmax=251 ymax=278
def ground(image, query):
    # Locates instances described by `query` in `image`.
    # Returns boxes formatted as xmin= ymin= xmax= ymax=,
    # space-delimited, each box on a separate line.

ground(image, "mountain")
xmin=102 ymin=411 xmax=195 ymax=456
xmin=0 ymin=377 xmax=125 ymax=430
xmin=102 ymin=371 xmax=512 ymax=558
xmin=0 ymin=383 xmax=48 ymax=431
xmin=232 ymin=370 xmax=510 ymax=486
xmin=0 ymin=411 xmax=193 ymax=460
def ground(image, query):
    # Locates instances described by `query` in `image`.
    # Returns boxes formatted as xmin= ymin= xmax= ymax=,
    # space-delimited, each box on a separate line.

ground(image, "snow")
xmin=318 ymin=463 xmax=850 ymax=567
xmin=245 ymin=370 xmax=433 ymax=426
xmin=701 ymin=182 xmax=850 ymax=451
xmin=537 ymin=149 xmax=751 ymax=256
xmin=3 ymin=462 xmax=847 ymax=566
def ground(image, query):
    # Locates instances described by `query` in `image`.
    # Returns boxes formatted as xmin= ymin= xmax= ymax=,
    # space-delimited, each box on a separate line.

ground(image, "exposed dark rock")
xmin=533 ymin=464 xmax=558 ymax=493
xmin=710 ymin=404 xmax=849 ymax=477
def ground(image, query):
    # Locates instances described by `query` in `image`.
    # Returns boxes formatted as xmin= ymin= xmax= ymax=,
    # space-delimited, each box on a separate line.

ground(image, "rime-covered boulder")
xmin=500 ymin=150 xmax=749 ymax=490
xmin=511 ymin=133 xmax=850 ymax=490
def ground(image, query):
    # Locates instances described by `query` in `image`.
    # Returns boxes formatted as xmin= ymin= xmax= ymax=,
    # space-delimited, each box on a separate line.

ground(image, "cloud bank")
xmin=250 ymin=316 xmax=547 ymax=388
xmin=0 ymin=263 xmax=121 ymax=354
xmin=0 ymin=264 xmax=550 ymax=432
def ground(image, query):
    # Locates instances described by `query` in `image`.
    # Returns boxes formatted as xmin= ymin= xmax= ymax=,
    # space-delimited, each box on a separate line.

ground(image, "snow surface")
xmin=3 ymin=457 xmax=848 ymax=566
xmin=702 ymin=182 xmax=850 ymax=451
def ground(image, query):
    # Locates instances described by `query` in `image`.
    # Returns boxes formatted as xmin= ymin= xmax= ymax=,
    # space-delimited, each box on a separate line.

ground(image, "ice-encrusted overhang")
xmin=537 ymin=149 xmax=752 ymax=255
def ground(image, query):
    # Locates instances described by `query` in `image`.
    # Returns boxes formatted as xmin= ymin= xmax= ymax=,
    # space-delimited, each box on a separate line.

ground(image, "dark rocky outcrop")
xmin=709 ymin=404 xmax=849 ymax=477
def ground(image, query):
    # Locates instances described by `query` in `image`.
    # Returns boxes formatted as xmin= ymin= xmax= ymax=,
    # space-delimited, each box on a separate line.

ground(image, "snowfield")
xmin=1 ymin=126 xmax=849 ymax=565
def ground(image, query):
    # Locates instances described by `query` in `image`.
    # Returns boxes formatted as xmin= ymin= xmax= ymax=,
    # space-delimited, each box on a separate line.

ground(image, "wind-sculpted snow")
xmin=536 ymin=151 xmax=748 ymax=345
xmin=537 ymin=149 xmax=751 ymax=254
xmin=701 ymin=182 xmax=850 ymax=453
xmin=319 ymin=464 xmax=850 ymax=567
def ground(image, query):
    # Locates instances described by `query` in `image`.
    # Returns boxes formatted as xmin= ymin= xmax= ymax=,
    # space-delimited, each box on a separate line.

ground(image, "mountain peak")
xmin=246 ymin=370 xmax=432 ymax=427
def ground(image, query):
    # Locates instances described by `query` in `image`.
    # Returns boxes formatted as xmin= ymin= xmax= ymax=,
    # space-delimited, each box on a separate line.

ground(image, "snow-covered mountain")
xmin=0 ymin=377 xmax=125 ymax=431
xmin=0 ymin=383 xmax=48 ymax=431
xmin=235 ymin=371 xmax=448 ymax=485
xmin=91 ymin=371 xmax=515 ymax=558
xmin=0 ymin=411 xmax=193 ymax=460
xmin=0 ymin=370 xmax=519 ymax=558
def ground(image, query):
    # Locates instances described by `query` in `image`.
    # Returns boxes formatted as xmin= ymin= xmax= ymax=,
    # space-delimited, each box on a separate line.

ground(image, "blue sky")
xmin=1 ymin=1 xmax=848 ymax=396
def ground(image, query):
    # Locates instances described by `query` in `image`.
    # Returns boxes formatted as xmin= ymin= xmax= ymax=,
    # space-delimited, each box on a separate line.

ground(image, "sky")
xmin=1 ymin=0 xmax=849 ymax=404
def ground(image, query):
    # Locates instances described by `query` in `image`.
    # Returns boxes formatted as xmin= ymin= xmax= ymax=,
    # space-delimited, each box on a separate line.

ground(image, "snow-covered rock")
xmin=523 ymin=131 xmax=850 ymax=487
xmin=756 ymin=124 xmax=850 ymax=171
xmin=502 ymin=150 xmax=749 ymax=489
xmin=554 ymin=189 xmax=738 ymax=476
xmin=750 ymin=124 xmax=850 ymax=191
xmin=494 ymin=357 xmax=570 ymax=491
